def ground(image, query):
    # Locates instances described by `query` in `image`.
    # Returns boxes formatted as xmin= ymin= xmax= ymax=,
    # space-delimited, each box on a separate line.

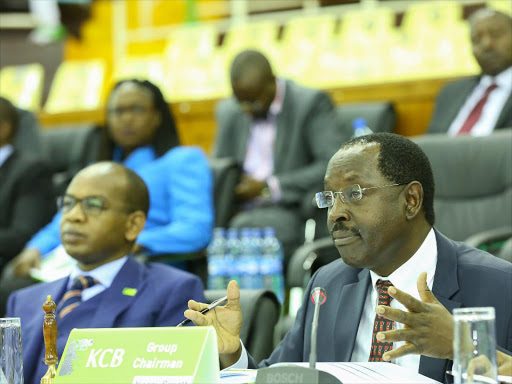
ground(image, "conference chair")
xmin=204 ymin=289 xmax=280 ymax=362
xmin=337 ymin=101 xmax=396 ymax=134
xmin=39 ymin=124 xmax=99 ymax=199
xmin=13 ymin=108 xmax=44 ymax=156
xmin=209 ymin=157 xmax=241 ymax=228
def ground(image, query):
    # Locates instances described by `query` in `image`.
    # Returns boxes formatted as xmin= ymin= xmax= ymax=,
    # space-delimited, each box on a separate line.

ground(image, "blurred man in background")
xmin=213 ymin=49 xmax=350 ymax=261
xmin=428 ymin=8 xmax=512 ymax=136
xmin=6 ymin=162 xmax=205 ymax=384
xmin=0 ymin=97 xmax=53 ymax=274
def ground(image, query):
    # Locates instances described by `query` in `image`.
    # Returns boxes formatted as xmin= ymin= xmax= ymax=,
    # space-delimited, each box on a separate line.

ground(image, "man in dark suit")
xmin=428 ymin=9 xmax=512 ymax=135
xmin=185 ymin=133 xmax=512 ymax=383
xmin=6 ymin=161 xmax=205 ymax=384
xmin=0 ymin=97 xmax=53 ymax=273
xmin=213 ymin=50 xmax=349 ymax=259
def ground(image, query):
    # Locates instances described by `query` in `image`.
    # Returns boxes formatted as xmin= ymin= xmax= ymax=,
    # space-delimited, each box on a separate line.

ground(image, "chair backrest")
xmin=13 ymin=108 xmax=43 ymax=156
xmin=498 ymin=238 xmax=512 ymax=263
xmin=40 ymin=124 xmax=100 ymax=197
xmin=204 ymin=289 xmax=280 ymax=362
xmin=336 ymin=102 xmax=396 ymax=134
xmin=208 ymin=157 xmax=241 ymax=228
xmin=412 ymin=130 xmax=512 ymax=242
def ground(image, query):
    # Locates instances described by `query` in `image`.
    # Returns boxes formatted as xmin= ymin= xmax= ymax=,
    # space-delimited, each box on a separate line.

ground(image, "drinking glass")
xmin=453 ymin=307 xmax=498 ymax=384
xmin=0 ymin=318 xmax=24 ymax=384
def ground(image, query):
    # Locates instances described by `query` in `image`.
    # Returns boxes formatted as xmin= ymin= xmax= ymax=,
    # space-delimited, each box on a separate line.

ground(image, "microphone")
xmin=256 ymin=286 xmax=341 ymax=384
xmin=309 ymin=287 xmax=326 ymax=369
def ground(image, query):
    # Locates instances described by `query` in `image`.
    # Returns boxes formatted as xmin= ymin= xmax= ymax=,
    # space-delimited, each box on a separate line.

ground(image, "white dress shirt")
xmin=448 ymin=66 xmax=512 ymax=136
xmin=66 ymin=256 xmax=128 ymax=302
xmin=0 ymin=144 xmax=14 ymax=168
xmin=243 ymin=79 xmax=285 ymax=202
xmin=350 ymin=228 xmax=437 ymax=371
xmin=230 ymin=228 xmax=438 ymax=371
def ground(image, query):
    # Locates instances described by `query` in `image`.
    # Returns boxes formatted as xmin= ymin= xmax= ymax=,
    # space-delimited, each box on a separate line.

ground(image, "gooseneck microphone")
xmin=309 ymin=287 xmax=327 ymax=369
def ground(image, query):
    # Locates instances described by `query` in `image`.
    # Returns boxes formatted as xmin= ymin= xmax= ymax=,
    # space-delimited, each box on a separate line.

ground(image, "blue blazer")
xmin=250 ymin=230 xmax=512 ymax=383
xmin=6 ymin=257 xmax=205 ymax=384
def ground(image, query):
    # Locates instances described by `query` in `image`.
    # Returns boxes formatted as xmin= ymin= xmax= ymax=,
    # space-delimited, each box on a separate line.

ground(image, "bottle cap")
xmin=352 ymin=117 xmax=368 ymax=130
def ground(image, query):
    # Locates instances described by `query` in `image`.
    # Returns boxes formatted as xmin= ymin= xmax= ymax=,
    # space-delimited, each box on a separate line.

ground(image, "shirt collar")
xmin=268 ymin=78 xmax=286 ymax=117
xmin=0 ymin=144 xmax=14 ymax=168
xmin=370 ymin=228 xmax=437 ymax=302
xmin=480 ymin=66 xmax=512 ymax=91
xmin=67 ymin=256 xmax=128 ymax=290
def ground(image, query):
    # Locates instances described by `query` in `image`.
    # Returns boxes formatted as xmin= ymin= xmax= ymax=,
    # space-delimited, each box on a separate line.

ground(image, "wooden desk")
xmin=39 ymin=75 xmax=466 ymax=153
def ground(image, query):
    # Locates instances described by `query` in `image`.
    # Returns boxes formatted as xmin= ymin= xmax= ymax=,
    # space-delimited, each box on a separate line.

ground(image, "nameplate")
xmin=54 ymin=326 xmax=219 ymax=384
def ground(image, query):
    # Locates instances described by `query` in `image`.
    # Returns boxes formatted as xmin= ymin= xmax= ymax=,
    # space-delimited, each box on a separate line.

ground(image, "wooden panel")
xmin=39 ymin=75 xmax=470 ymax=153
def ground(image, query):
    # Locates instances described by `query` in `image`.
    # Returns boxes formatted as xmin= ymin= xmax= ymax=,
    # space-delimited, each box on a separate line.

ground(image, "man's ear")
xmin=125 ymin=211 xmax=146 ymax=242
xmin=403 ymin=182 xmax=424 ymax=221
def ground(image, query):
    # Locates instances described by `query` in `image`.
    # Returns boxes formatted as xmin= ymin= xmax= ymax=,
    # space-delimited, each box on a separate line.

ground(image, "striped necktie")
xmin=57 ymin=275 xmax=98 ymax=319
xmin=369 ymin=279 xmax=394 ymax=362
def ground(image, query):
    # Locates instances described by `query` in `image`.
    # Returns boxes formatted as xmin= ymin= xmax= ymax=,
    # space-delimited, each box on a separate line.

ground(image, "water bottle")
xmin=261 ymin=227 xmax=285 ymax=303
xmin=206 ymin=228 xmax=226 ymax=290
xmin=251 ymin=227 xmax=264 ymax=290
xmin=239 ymin=228 xmax=263 ymax=289
xmin=225 ymin=228 xmax=241 ymax=286
xmin=352 ymin=117 xmax=373 ymax=138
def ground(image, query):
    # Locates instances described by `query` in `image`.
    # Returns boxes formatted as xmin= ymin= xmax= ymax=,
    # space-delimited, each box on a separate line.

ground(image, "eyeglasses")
xmin=107 ymin=105 xmax=150 ymax=117
xmin=57 ymin=195 xmax=108 ymax=216
xmin=315 ymin=183 xmax=405 ymax=208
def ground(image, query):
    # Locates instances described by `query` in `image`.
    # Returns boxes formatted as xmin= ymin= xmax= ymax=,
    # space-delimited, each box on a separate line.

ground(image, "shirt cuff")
xmin=222 ymin=340 xmax=248 ymax=370
xmin=266 ymin=176 xmax=281 ymax=203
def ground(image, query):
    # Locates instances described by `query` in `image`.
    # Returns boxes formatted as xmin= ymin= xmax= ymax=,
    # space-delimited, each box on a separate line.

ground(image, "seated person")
xmin=10 ymin=79 xmax=214 ymax=276
xmin=0 ymin=96 xmax=53 ymax=272
xmin=213 ymin=50 xmax=349 ymax=262
xmin=185 ymin=133 xmax=512 ymax=383
xmin=13 ymin=106 xmax=43 ymax=156
xmin=6 ymin=162 xmax=206 ymax=384
xmin=428 ymin=8 xmax=512 ymax=136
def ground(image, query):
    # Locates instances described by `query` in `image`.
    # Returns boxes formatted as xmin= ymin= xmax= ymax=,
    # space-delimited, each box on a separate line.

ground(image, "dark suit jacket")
xmin=428 ymin=76 xmax=512 ymax=134
xmin=6 ymin=257 xmax=206 ymax=384
xmin=249 ymin=230 xmax=512 ymax=383
xmin=213 ymin=79 xmax=350 ymax=205
xmin=0 ymin=149 xmax=54 ymax=269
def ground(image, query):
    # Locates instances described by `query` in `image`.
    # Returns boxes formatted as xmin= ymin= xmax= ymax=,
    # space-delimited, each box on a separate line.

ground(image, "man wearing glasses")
xmin=185 ymin=133 xmax=512 ymax=382
xmin=5 ymin=162 xmax=205 ymax=384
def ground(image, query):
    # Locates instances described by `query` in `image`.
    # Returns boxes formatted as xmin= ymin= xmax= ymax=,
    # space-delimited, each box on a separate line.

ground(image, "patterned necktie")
xmin=457 ymin=83 xmax=498 ymax=135
xmin=369 ymin=279 xmax=394 ymax=362
xmin=57 ymin=275 xmax=98 ymax=319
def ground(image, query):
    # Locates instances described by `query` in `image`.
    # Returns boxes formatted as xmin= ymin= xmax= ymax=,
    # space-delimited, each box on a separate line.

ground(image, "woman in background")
xmin=3 ymin=79 xmax=213 ymax=296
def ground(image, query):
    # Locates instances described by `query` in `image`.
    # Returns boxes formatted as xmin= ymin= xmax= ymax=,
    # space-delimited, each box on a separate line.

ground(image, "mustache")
xmin=330 ymin=222 xmax=360 ymax=236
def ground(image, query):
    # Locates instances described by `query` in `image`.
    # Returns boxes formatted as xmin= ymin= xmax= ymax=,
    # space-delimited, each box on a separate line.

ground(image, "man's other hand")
xmin=235 ymin=175 xmax=266 ymax=202
xmin=377 ymin=272 xmax=454 ymax=361
xmin=12 ymin=248 xmax=41 ymax=277
xmin=184 ymin=280 xmax=243 ymax=368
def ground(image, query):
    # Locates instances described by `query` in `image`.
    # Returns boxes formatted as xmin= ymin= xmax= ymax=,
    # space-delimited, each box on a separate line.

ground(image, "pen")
xmin=446 ymin=370 xmax=512 ymax=384
xmin=176 ymin=295 xmax=228 ymax=327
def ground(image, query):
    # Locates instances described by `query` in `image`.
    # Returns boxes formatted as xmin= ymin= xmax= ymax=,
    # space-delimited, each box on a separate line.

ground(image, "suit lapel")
xmin=87 ymin=257 xmax=145 ymax=328
xmin=273 ymin=81 xmax=293 ymax=174
xmin=495 ymin=92 xmax=512 ymax=129
xmin=236 ymin=113 xmax=251 ymax=164
xmin=419 ymin=229 xmax=461 ymax=381
xmin=444 ymin=77 xmax=480 ymax=130
xmin=334 ymin=269 xmax=370 ymax=362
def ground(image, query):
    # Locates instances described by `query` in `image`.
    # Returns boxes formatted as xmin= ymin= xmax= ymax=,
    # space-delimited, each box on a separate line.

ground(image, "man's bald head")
xmin=0 ymin=97 xmax=18 ymax=145
xmin=75 ymin=162 xmax=149 ymax=215
xmin=469 ymin=8 xmax=512 ymax=76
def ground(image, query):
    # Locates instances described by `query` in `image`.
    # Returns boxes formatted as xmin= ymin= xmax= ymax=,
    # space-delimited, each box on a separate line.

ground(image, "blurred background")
xmin=1 ymin=0 xmax=510 ymax=153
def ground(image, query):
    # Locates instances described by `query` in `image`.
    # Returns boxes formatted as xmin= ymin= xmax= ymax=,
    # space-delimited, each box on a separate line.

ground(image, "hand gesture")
xmin=184 ymin=280 xmax=243 ymax=367
xmin=235 ymin=175 xmax=266 ymax=202
xmin=12 ymin=248 xmax=42 ymax=277
xmin=376 ymin=272 xmax=454 ymax=361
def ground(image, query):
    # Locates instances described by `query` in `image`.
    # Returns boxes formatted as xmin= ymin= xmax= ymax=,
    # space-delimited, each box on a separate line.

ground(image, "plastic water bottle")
xmin=207 ymin=228 xmax=227 ymax=290
xmin=225 ymin=228 xmax=241 ymax=286
xmin=261 ymin=227 xmax=285 ymax=303
xmin=352 ymin=117 xmax=373 ymax=138
xmin=239 ymin=228 xmax=263 ymax=289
